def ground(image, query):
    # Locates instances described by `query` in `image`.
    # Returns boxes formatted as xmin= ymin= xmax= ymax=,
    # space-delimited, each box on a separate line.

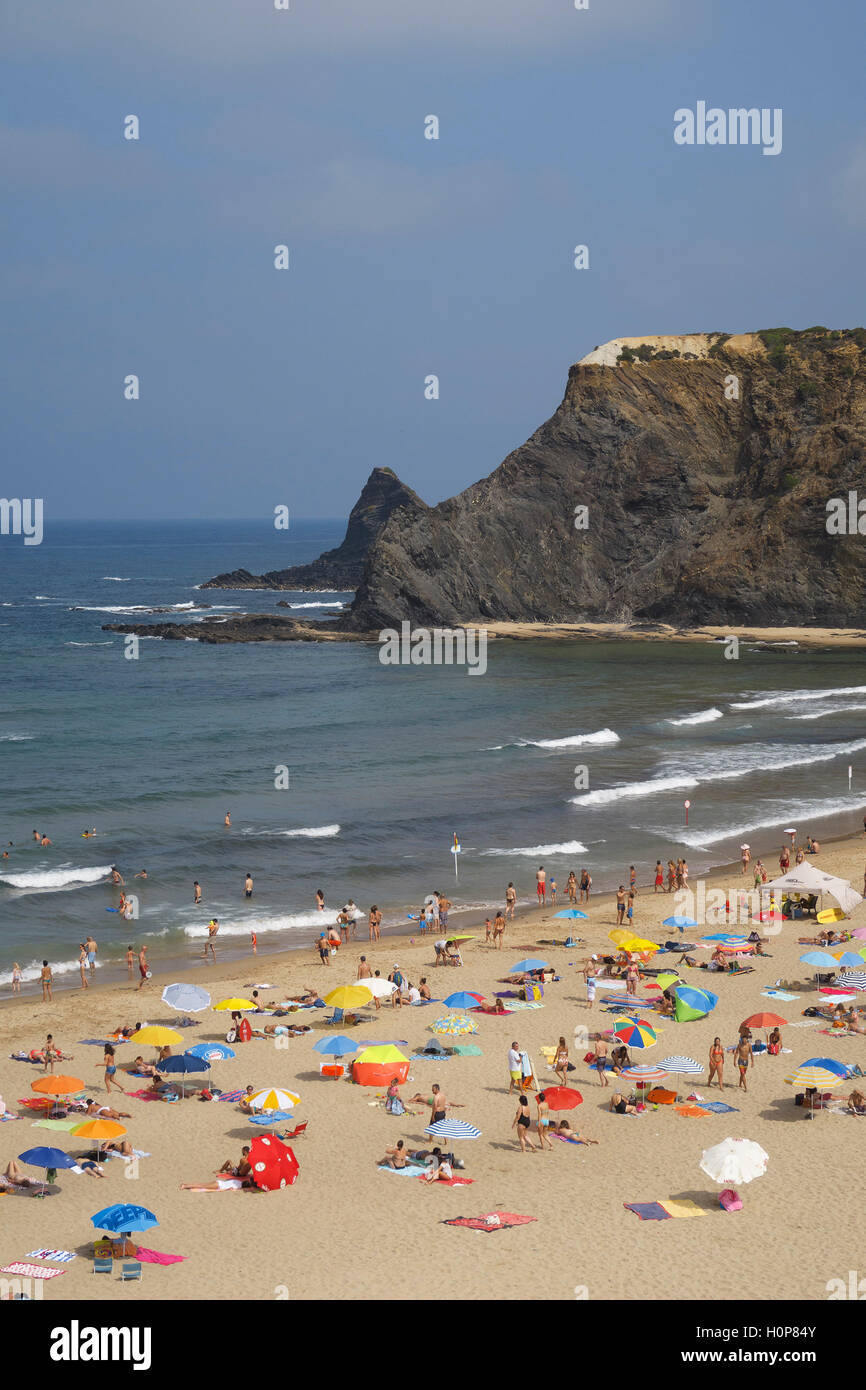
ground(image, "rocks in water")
xmin=200 ymin=467 xmax=427 ymax=591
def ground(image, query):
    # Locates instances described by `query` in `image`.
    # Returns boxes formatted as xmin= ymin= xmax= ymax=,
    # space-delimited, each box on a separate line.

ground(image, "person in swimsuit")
xmin=616 ymin=887 xmax=626 ymax=924
xmin=11 ymin=963 xmax=21 ymax=994
xmin=609 ymin=1092 xmax=638 ymax=1114
xmin=40 ymin=960 xmax=52 ymax=1002
xmin=667 ymin=860 xmax=676 ymax=893
xmin=78 ymin=944 xmax=90 ymax=990
xmin=423 ymin=1147 xmax=454 ymax=1182
xmin=736 ymin=1036 xmax=753 ymax=1091
xmin=493 ymin=911 xmax=505 ymax=949
xmin=506 ymin=882 xmax=517 ymax=918
xmin=180 ymin=1177 xmax=247 ymax=1191
xmin=512 ymin=1095 xmax=537 ymax=1151
xmin=535 ymin=1091 xmax=553 ymax=1149
xmin=136 ymin=945 xmax=149 ymax=990
xmin=555 ymin=1120 xmax=599 ymax=1145
xmin=553 ymin=1036 xmax=569 ymax=1086
xmin=654 ymin=861 xmax=664 ymax=893
xmin=203 ymin=919 xmax=219 ymax=960
xmin=579 ymin=869 xmax=591 ymax=903
xmin=368 ymin=906 xmax=381 ymax=942
xmin=767 ymin=1026 xmax=782 ymax=1055
xmin=566 ymin=871 xmax=577 ymax=904
xmin=429 ymin=1084 xmax=448 ymax=1128
xmin=244 ymin=873 xmax=254 ymax=898
xmin=316 ymin=889 xmax=325 ymax=911
xmin=594 ymin=1035 xmax=609 ymax=1087
xmin=708 ymin=1037 xmax=725 ymax=1089
xmin=536 ymin=866 xmax=546 ymax=904
xmin=84 ymin=1098 xmax=131 ymax=1120
xmin=379 ymin=1140 xmax=410 ymax=1169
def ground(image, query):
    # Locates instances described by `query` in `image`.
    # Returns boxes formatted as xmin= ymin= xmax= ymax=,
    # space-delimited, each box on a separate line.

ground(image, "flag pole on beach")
xmin=451 ymin=832 xmax=461 ymax=882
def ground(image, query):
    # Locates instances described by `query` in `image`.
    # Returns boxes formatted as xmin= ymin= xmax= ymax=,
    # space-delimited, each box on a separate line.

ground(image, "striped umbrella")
xmin=248 ymin=1087 xmax=301 ymax=1113
xmin=784 ymin=1065 xmax=844 ymax=1089
xmin=660 ymin=1055 xmax=704 ymax=1077
xmin=612 ymin=1021 xmax=657 ymax=1049
xmin=618 ymin=1065 xmax=668 ymax=1084
xmin=430 ymin=1015 xmax=478 ymax=1036
xmin=802 ymin=1057 xmax=850 ymax=1078
xmin=837 ymin=972 xmax=866 ymax=990
xmin=717 ymin=942 xmax=755 ymax=954
xmin=425 ymin=1119 xmax=481 ymax=1140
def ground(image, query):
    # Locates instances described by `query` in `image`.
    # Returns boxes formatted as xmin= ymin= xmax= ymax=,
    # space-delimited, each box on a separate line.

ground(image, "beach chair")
xmin=283 ymin=1121 xmax=308 ymax=1139
xmin=120 ymin=1261 xmax=142 ymax=1281
xmin=93 ymin=1257 xmax=112 ymax=1275
xmin=319 ymin=1062 xmax=344 ymax=1079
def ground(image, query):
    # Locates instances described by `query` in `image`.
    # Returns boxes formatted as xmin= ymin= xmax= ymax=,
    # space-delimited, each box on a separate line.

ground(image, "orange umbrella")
xmin=32 ymin=1075 xmax=84 ymax=1096
xmin=741 ymin=1012 xmax=787 ymax=1029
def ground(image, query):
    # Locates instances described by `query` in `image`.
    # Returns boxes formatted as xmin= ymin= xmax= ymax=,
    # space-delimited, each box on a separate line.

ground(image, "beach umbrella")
xmin=554 ymin=909 xmax=588 ymax=919
xmin=323 ymin=985 xmax=373 ymax=1010
xmin=660 ymin=1056 xmax=704 ymax=1078
xmin=248 ymin=1087 xmax=301 ymax=1113
xmin=161 ymin=982 xmax=210 ymax=1013
xmin=832 ymin=952 xmax=866 ymax=968
xmin=801 ymin=1057 xmax=850 ymax=1078
xmin=700 ymin=1137 xmax=768 ymax=1187
xmin=623 ymin=937 xmax=660 ymax=955
xmin=662 ymin=916 xmax=698 ymax=931
xmin=157 ymin=1053 xmax=210 ymax=1097
xmin=130 ymin=1026 xmax=183 ymax=1045
xmin=609 ymin=929 xmax=638 ymax=948
xmin=784 ymin=1065 xmax=844 ymax=1089
xmin=509 ymin=958 xmax=550 ymax=973
xmin=186 ymin=1042 xmax=235 ymax=1062
xmin=355 ymin=977 xmax=396 ymax=999
xmin=672 ymin=985 xmax=718 ymax=1021
xmin=837 ymin=972 xmax=866 ymax=990
xmin=613 ymin=1021 xmax=657 ymax=1050
xmin=18 ymin=1146 xmax=77 ymax=1170
xmin=248 ymin=1134 xmax=299 ymax=1190
xmin=71 ymin=1119 xmax=126 ymax=1150
xmin=91 ymin=1203 xmax=158 ymax=1237
xmin=741 ymin=1013 xmax=788 ymax=1030
xmin=32 ymin=1074 xmax=84 ymax=1097
xmin=799 ymin=952 xmax=838 ymax=968
xmin=716 ymin=942 xmax=755 ymax=954
xmin=312 ymin=1035 xmax=358 ymax=1056
xmin=212 ymin=999 xmax=256 ymax=1013
xmin=355 ymin=1045 xmax=408 ymax=1064
xmin=655 ymin=973 xmax=681 ymax=990
xmin=443 ymin=991 xmax=485 ymax=1010
xmin=424 ymin=1119 xmax=481 ymax=1140
xmin=444 ymin=934 xmax=476 ymax=943
xmin=757 ymin=910 xmax=785 ymax=923
xmin=619 ymin=1065 xmax=668 ymax=1085
xmin=851 ymin=928 xmax=866 ymax=941
xmin=430 ymin=1015 xmax=478 ymax=1036
xmin=540 ymin=1087 xmax=583 ymax=1110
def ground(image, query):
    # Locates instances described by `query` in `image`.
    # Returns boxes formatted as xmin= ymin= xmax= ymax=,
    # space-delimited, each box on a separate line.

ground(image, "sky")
xmin=1 ymin=0 xmax=864 ymax=520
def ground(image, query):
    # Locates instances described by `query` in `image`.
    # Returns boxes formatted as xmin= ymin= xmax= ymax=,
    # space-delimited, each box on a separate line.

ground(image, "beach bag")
xmin=719 ymin=1189 xmax=742 ymax=1212
xmin=583 ymin=1051 xmax=595 ymax=1064
xmin=525 ymin=983 xmax=543 ymax=1002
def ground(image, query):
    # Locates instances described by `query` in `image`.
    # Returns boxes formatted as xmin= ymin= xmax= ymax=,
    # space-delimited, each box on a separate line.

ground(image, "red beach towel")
xmin=135 ymin=1247 xmax=186 ymax=1265
xmin=443 ymin=1212 xmax=536 ymax=1231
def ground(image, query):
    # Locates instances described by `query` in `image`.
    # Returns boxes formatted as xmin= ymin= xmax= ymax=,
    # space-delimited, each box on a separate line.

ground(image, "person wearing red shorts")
xmin=536 ymin=866 xmax=546 ymax=904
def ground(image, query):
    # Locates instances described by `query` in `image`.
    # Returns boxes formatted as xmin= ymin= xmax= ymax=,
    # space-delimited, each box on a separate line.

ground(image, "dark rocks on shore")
xmin=101 ymin=615 xmax=375 ymax=644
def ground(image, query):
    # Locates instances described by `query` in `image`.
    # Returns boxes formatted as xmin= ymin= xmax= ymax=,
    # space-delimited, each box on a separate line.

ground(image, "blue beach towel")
xmin=700 ymin=1101 xmax=739 ymax=1114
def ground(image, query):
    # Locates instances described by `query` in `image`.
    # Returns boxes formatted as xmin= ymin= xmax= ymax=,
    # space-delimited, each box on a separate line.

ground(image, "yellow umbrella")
xmin=323 ymin=985 xmax=373 ymax=1010
xmin=609 ymin=929 xmax=636 ymax=948
xmin=213 ymin=999 xmax=256 ymax=1012
xmin=356 ymin=1045 xmax=408 ymax=1064
xmin=130 ymin=1026 xmax=183 ymax=1045
xmin=247 ymin=1088 xmax=301 ymax=1113
xmin=624 ymin=937 xmax=660 ymax=955
xmin=445 ymin=934 xmax=476 ymax=943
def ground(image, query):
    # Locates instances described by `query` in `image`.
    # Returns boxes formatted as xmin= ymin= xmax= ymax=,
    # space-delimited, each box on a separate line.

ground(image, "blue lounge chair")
xmin=93 ymin=1257 xmax=112 ymax=1274
xmin=120 ymin=1261 xmax=142 ymax=1281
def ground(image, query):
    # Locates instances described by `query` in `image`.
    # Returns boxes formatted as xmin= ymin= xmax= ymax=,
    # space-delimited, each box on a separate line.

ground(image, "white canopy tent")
xmin=762 ymin=862 xmax=862 ymax=915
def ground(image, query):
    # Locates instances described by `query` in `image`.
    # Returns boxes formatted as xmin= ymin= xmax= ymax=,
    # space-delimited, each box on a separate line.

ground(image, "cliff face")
xmin=201 ymin=467 xmax=427 ymax=590
xmin=347 ymin=330 xmax=866 ymax=629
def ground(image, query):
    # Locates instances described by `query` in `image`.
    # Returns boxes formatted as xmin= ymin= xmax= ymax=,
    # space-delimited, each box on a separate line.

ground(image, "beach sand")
xmin=2 ymin=832 xmax=865 ymax=1303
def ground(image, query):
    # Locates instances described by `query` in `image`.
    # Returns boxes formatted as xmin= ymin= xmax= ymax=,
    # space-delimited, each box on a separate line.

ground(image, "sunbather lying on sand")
xmin=130 ymin=1056 xmax=158 ymax=1077
xmin=609 ymin=1093 xmax=639 ymax=1115
xmin=84 ymin=1098 xmax=131 ymax=1119
xmin=180 ymin=1177 xmax=250 ymax=1191
xmin=0 ymin=1159 xmax=43 ymax=1188
xmin=554 ymin=1120 xmax=598 ymax=1145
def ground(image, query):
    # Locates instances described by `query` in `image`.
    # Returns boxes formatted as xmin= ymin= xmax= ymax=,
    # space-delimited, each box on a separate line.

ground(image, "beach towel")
xmin=25 ymin=1249 xmax=76 ymax=1263
xmin=378 ymin=1164 xmax=427 ymax=1176
xmin=217 ymin=1090 xmax=245 ymax=1103
xmin=452 ymin=1044 xmax=483 ymax=1056
xmin=443 ymin=1212 xmax=536 ymax=1231
xmin=125 ymin=1089 xmax=164 ymax=1102
xmin=0 ymin=1263 xmax=65 ymax=1279
xmin=762 ymin=989 xmax=800 ymax=1001
xmin=700 ymin=1101 xmax=739 ymax=1114
xmin=417 ymin=1174 xmax=474 ymax=1186
xmin=32 ymin=1118 xmax=79 ymax=1131
xmin=675 ymin=1105 xmax=710 ymax=1117
xmin=659 ymin=1199 xmax=706 ymax=1219
xmin=0 ymin=1112 xmax=19 ymax=1121
xmin=506 ymin=1000 xmax=544 ymax=1011
xmin=646 ymin=1088 xmax=677 ymax=1105
xmin=624 ymin=1202 xmax=671 ymax=1221
xmin=135 ymin=1247 xmax=186 ymax=1265
xmin=78 ymin=1038 xmax=118 ymax=1046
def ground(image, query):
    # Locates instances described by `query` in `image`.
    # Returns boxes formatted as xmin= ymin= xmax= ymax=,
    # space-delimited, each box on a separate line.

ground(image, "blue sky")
xmin=2 ymin=0 xmax=863 ymax=519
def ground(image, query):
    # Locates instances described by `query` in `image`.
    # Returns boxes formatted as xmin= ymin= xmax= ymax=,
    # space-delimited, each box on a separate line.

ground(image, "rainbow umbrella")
xmin=443 ymin=992 xmax=485 ymax=1010
xmin=613 ymin=1021 xmax=657 ymax=1049
xmin=618 ymin=1065 xmax=668 ymax=1084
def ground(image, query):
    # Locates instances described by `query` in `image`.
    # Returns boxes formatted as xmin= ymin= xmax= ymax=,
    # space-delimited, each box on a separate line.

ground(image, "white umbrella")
xmin=358 ymin=977 xmax=397 ymax=998
xmin=161 ymin=982 xmax=211 ymax=1013
xmin=700 ymin=1137 xmax=768 ymax=1186
xmin=660 ymin=1055 xmax=704 ymax=1078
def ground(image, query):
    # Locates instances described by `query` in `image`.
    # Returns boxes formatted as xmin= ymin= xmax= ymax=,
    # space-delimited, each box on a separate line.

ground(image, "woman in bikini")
xmin=667 ymin=860 xmax=676 ymax=893
xmin=512 ymin=1095 xmax=537 ymax=1151
xmin=535 ymin=1091 xmax=553 ymax=1149
xmin=97 ymin=1044 xmax=124 ymax=1095
xmin=553 ymin=1036 xmax=569 ymax=1086
xmin=379 ymin=1140 xmax=410 ymax=1169
xmin=567 ymin=871 xmax=577 ymax=904
xmin=609 ymin=1092 xmax=638 ymax=1115
xmin=708 ymin=1036 xmax=725 ymax=1089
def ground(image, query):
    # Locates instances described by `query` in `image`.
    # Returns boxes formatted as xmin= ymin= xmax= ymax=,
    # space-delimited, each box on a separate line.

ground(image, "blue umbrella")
xmin=673 ymin=984 xmax=719 ymax=1016
xmin=157 ymin=1053 xmax=209 ymax=1096
xmin=18 ymin=1146 xmax=77 ymax=1170
xmin=554 ymin=909 xmax=588 ymax=920
xmin=802 ymin=1057 xmax=850 ymax=1078
xmin=510 ymin=958 xmax=550 ymax=972
xmin=312 ymin=1035 xmax=358 ymax=1056
xmin=186 ymin=1042 xmax=235 ymax=1062
xmin=443 ymin=991 xmax=485 ymax=1010
xmin=833 ymin=953 xmax=864 ymax=969
xmin=91 ymin=1203 xmax=158 ymax=1236
xmin=663 ymin=916 xmax=698 ymax=932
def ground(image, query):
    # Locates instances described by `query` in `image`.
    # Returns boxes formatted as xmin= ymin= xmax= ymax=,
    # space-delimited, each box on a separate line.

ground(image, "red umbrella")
xmin=540 ymin=1087 xmax=583 ymax=1111
xmin=741 ymin=1012 xmax=787 ymax=1029
xmin=248 ymin=1134 xmax=299 ymax=1191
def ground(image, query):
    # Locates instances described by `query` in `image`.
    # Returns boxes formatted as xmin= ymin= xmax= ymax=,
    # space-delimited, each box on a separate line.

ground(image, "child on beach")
xmin=11 ymin=963 xmax=22 ymax=994
xmin=549 ymin=878 xmax=557 ymax=905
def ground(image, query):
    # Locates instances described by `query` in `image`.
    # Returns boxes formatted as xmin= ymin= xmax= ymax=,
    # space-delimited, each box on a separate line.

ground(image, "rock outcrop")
xmin=346 ymin=328 xmax=866 ymax=629
xmin=200 ymin=467 xmax=427 ymax=591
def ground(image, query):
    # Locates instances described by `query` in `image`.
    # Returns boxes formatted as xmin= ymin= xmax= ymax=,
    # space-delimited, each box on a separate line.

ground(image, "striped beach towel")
xmin=26 ymin=1249 xmax=76 ymax=1263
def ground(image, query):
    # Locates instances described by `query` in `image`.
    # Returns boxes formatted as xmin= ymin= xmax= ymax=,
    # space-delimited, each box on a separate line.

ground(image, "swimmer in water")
xmin=225 ymin=811 xmax=231 ymax=827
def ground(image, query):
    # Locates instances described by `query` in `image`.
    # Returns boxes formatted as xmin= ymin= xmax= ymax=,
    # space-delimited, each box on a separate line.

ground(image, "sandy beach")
xmin=2 ymin=829 xmax=865 ymax=1304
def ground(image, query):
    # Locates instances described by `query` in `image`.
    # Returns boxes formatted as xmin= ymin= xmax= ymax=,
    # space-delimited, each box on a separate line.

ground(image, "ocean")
xmin=2 ymin=519 xmax=866 ymax=993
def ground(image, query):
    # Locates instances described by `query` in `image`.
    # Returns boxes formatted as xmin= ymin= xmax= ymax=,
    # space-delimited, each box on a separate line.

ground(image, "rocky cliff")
xmin=201 ymin=467 xmax=427 ymax=590
xmin=345 ymin=329 xmax=866 ymax=629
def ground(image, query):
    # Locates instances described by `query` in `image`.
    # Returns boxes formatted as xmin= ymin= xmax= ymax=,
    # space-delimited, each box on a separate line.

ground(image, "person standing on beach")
xmin=654 ymin=861 xmax=664 ymax=893
xmin=513 ymin=1094 xmax=537 ymax=1151
xmin=493 ymin=910 xmax=505 ymax=949
xmin=736 ymin=1036 xmax=753 ymax=1091
xmin=779 ymin=845 xmax=790 ymax=873
xmin=316 ymin=932 xmax=331 ymax=966
xmin=508 ymin=1042 xmax=522 ymax=1093
xmin=125 ymin=946 xmax=135 ymax=977
xmin=708 ymin=1037 xmax=725 ymax=1089
xmin=535 ymin=1091 xmax=553 ymax=1149
xmin=429 ymin=1084 xmax=448 ymax=1127
xmin=579 ymin=869 xmax=591 ymax=904
xmin=369 ymin=905 xmax=381 ymax=942
xmin=593 ymin=1035 xmax=609 ymax=1087
xmin=629 ymin=865 xmax=637 ymax=895
xmin=40 ymin=960 xmax=52 ymax=1002
xmin=741 ymin=845 xmax=751 ymax=875
xmin=549 ymin=878 xmax=557 ymax=905
xmin=244 ymin=873 xmax=253 ymax=898
xmin=536 ymin=866 xmax=546 ymax=905
xmin=194 ymin=881 xmax=202 ymax=905
xmin=203 ymin=919 xmax=219 ymax=961
xmin=505 ymin=882 xmax=517 ymax=919
xmin=136 ymin=945 xmax=149 ymax=990
xmin=615 ymin=886 xmax=626 ymax=925
xmin=438 ymin=893 xmax=451 ymax=931
xmin=85 ymin=934 xmax=97 ymax=976
xmin=583 ymin=964 xmax=596 ymax=1010
xmin=626 ymin=892 xmax=635 ymax=928
xmin=98 ymin=1044 xmax=124 ymax=1096
xmin=78 ymin=944 xmax=90 ymax=989
xmin=11 ymin=963 xmax=22 ymax=994
xmin=357 ymin=956 xmax=372 ymax=980
xmin=567 ymin=871 xmax=577 ymax=904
